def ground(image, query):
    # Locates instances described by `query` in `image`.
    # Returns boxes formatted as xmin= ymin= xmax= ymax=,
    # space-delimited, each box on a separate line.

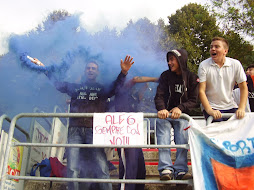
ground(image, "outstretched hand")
xmin=121 ymin=55 xmax=134 ymax=75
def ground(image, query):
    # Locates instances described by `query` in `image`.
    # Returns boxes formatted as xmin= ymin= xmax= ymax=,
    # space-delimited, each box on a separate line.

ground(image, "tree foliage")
xmin=226 ymin=31 xmax=254 ymax=69
xmin=36 ymin=10 xmax=71 ymax=31
xmin=210 ymin=0 xmax=254 ymax=42
xmin=162 ymin=3 xmax=222 ymax=73
xmin=161 ymin=3 xmax=254 ymax=73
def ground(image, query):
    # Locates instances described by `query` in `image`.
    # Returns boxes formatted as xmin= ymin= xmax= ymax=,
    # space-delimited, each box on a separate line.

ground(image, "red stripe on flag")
xmin=110 ymin=161 xmax=192 ymax=166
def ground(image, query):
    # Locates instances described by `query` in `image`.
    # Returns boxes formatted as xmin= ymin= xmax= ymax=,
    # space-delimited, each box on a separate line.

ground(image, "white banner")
xmin=51 ymin=117 xmax=67 ymax=162
xmin=27 ymin=120 xmax=51 ymax=175
xmin=93 ymin=112 xmax=144 ymax=145
xmin=189 ymin=113 xmax=254 ymax=190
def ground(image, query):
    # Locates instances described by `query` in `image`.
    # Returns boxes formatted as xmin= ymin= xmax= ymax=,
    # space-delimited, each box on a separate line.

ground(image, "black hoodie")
xmin=154 ymin=49 xmax=199 ymax=114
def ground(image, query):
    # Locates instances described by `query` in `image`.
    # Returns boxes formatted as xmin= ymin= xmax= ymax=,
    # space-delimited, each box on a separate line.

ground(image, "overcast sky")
xmin=0 ymin=0 xmax=208 ymax=55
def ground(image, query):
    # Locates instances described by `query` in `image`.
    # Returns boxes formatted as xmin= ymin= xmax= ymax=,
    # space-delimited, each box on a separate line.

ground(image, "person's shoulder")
xmin=225 ymin=57 xmax=241 ymax=65
xmin=225 ymin=57 xmax=238 ymax=61
xmin=200 ymin=57 xmax=212 ymax=66
xmin=160 ymin=70 xmax=170 ymax=77
xmin=158 ymin=70 xmax=172 ymax=82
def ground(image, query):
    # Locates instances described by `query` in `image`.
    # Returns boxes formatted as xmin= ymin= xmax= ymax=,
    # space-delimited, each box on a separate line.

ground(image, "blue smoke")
xmin=0 ymin=13 xmax=169 ymax=140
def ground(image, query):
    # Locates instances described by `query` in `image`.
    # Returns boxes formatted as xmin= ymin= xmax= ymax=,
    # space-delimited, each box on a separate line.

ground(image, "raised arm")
xmin=106 ymin=55 xmax=134 ymax=97
xmin=120 ymin=55 xmax=134 ymax=75
xmin=132 ymin=76 xmax=159 ymax=83
xmin=28 ymin=56 xmax=73 ymax=94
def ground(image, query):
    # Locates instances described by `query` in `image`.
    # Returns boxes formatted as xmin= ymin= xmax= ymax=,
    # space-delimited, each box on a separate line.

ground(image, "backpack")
xmin=30 ymin=157 xmax=67 ymax=177
xmin=49 ymin=157 xmax=67 ymax=177
xmin=30 ymin=158 xmax=52 ymax=177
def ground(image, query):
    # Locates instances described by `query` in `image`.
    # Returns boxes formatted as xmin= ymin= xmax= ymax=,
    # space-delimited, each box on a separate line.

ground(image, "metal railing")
xmin=0 ymin=114 xmax=30 ymax=142
xmin=206 ymin=113 xmax=235 ymax=125
xmin=0 ymin=112 xmax=193 ymax=189
xmin=0 ymin=114 xmax=31 ymax=190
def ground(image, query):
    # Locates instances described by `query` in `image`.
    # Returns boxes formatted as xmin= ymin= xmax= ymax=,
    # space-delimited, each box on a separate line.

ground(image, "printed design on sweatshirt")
xmin=77 ymin=92 xmax=87 ymax=100
xmin=175 ymin=84 xmax=184 ymax=94
xmin=249 ymin=91 xmax=254 ymax=99
xmin=89 ymin=92 xmax=98 ymax=100
xmin=76 ymin=86 xmax=102 ymax=100
xmin=75 ymin=86 xmax=101 ymax=92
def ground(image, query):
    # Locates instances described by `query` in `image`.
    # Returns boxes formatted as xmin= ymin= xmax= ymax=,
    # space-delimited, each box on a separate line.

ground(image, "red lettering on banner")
xmin=94 ymin=113 xmax=143 ymax=145
xmin=110 ymin=136 xmax=130 ymax=145
xmin=116 ymin=137 xmax=122 ymax=145
xmin=119 ymin=114 xmax=125 ymax=124
xmin=127 ymin=115 xmax=136 ymax=125
xmin=36 ymin=128 xmax=49 ymax=143
xmin=105 ymin=114 xmax=125 ymax=125
xmin=105 ymin=115 xmax=113 ymax=124
xmin=109 ymin=136 xmax=115 ymax=145
xmin=95 ymin=125 xmax=124 ymax=135
xmin=127 ymin=124 xmax=140 ymax=135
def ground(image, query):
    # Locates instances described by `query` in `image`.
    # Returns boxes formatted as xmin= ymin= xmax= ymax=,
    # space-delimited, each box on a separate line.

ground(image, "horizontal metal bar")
xmin=8 ymin=175 xmax=193 ymax=185
xmin=206 ymin=113 xmax=234 ymax=125
xmin=12 ymin=112 xmax=191 ymax=120
xmin=13 ymin=142 xmax=190 ymax=149
xmin=0 ymin=114 xmax=30 ymax=142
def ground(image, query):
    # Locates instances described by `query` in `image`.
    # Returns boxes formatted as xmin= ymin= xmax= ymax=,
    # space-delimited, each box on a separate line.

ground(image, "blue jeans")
xmin=117 ymin=148 xmax=146 ymax=190
xmin=67 ymin=127 xmax=112 ymax=190
xmin=156 ymin=118 xmax=189 ymax=176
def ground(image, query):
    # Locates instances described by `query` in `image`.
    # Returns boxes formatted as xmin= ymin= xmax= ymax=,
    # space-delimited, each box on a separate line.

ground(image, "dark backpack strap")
xmin=30 ymin=163 xmax=40 ymax=176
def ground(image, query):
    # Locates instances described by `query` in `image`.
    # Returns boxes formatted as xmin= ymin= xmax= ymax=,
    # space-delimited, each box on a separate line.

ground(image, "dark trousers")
xmin=117 ymin=148 xmax=146 ymax=190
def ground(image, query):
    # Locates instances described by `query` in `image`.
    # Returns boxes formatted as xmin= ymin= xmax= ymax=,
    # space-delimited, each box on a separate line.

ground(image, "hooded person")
xmin=246 ymin=64 xmax=254 ymax=112
xmin=154 ymin=49 xmax=199 ymax=180
xmin=247 ymin=75 xmax=254 ymax=112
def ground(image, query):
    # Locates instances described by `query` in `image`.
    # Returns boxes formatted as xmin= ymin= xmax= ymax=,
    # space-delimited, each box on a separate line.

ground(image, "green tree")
xmin=162 ymin=3 xmax=222 ymax=73
xmin=210 ymin=0 xmax=254 ymax=42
